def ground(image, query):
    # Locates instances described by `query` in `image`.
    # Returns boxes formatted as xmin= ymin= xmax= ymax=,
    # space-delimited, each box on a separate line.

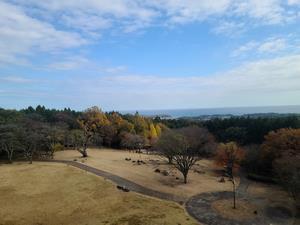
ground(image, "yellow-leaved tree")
xmin=77 ymin=106 xmax=110 ymax=157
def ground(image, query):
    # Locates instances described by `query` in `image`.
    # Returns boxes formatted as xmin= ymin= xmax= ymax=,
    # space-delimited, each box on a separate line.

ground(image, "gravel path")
xmin=48 ymin=159 xmax=185 ymax=204
xmin=186 ymin=191 xmax=266 ymax=225
xmin=42 ymin=160 xmax=297 ymax=225
xmin=185 ymin=174 xmax=297 ymax=225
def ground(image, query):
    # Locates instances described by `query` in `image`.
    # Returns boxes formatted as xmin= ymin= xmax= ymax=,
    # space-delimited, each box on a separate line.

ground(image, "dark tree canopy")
xmin=0 ymin=106 xmax=162 ymax=162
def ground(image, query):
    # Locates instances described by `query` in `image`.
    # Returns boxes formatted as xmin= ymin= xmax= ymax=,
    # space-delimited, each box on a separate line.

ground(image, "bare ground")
xmin=0 ymin=162 xmax=200 ymax=225
xmin=54 ymin=148 xmax=233 ymax=200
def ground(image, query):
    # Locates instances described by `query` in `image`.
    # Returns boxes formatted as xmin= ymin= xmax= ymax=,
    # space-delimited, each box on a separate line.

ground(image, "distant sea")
xmin=122 ymin=105 xmax=300 ymax=118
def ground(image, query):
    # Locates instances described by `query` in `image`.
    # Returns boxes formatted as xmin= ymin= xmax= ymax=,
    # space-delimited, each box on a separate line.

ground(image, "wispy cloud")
xmin=47 ymin=56 xmax=90 ymax=71
xmin=231 ymin=36 xmax=300 ymax=57
xmin=0 ymin=1 xmax=86 ymax=65
xmin=0 ymin=76 xmax=34 ymax=83
xmin=3 ymin=54 xmax=299 ymax=110
xmin=212 ymin=21 xmax=246 ymax=37
xmin=1 ymin=0 xmax=300 ymax=66
xmin=257 ymin=38 xmax=286 ymax=53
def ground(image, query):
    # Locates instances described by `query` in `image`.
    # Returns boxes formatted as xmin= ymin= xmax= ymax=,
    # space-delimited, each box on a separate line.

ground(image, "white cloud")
xmin=46 ymin=56 xmax=128 ymax=74
xmin=1 ymin=0 xmax=300 ymax=67
xmin=232 ymin=0 xmax=286 ymax=24
xmin=9 ymin=0 xmax=158 ymax=32
xmin=47 ymin=56 xmax=90 ymax=70
xmin=212 ymin=21 xmax=246 ymax=37
xmin=49 ymin=54 xmax=300 ymax=109
xmin=0 ymin=76 xmax=33 ymax=83
xmin=232 ymin=37 xmax=294 ymax=57
xmin=147 ymin=0 xmax=232 ymax=24
xmin=2 ymin=54 xmax=300 ymax=109
xmin=61 ymin=13 xmax=112 ymax=33
xmin=257 ymin=38 xmax=286 ymax=53
xmin=232 ymin=41 xmax=258 ymax=57
xmin=0 ymin=1 xmax=86 ymax=64
xmin=288 ymin=0 xmax=300 ymax=5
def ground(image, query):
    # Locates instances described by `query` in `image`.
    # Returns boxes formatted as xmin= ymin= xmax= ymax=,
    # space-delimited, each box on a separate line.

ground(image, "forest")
xmin=0 ymin=105 xmax=299 ymax=208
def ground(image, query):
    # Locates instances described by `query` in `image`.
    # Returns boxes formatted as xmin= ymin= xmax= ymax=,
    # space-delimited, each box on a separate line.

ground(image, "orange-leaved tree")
xmin=215 ymin=142 xmax=245 ymax=209
xmin=215 ymin=142 xmax=245 ymax=177
xmin=261 ymin=128 xmax=300 ymax=211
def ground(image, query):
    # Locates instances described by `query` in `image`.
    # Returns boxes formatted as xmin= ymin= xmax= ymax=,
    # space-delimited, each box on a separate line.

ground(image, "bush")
xmin=52 ymin=143 xmax=64 ymax=152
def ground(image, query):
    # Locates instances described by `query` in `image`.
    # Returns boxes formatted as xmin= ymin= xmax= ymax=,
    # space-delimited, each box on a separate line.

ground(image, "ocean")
xmin=122 ymin=105 xmax=300 ymax=118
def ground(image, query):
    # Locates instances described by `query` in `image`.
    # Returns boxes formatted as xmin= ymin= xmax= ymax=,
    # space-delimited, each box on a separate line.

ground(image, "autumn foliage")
xmin=215 ymin=142 xmax=245 ymax=176
xmin=261 ymin=128 xmax=300 ymax=208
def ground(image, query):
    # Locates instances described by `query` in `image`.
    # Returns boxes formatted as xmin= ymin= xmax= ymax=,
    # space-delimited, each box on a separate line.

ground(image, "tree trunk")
xmin=183 ymin=171 xmax=188 ymax=184
xmin=30 ymin=149 xmax=33 ymax=164
xmin=82 ymin=149 xmax=88 ymax=157
xmin=79 ymin=143 xmax=88 ymax=157
xmin=7 ymin=150 xmax=13 ymax=163
xmin=167 ymin=156 xmax=173 ymax=164
xmin=232 ymin=178 xmax=236 ymax=209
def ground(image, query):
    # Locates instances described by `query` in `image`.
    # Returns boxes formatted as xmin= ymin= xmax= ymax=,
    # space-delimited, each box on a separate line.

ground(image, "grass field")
xmin=55 ymin=148 xmax=233 ymax=200
xmin=0 ymin=162 xmax=199 ymax=225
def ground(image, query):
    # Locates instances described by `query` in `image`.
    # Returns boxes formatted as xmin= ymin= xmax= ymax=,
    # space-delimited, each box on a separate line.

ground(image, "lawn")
xmin=0 ymin=162 xmax=199 ymax=225
xmin=55 ymin=148 xmax=233 ymax=200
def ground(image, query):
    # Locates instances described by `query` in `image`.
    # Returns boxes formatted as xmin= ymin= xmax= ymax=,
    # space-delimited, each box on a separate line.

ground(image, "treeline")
xmin=156 ymin=116 xmax=300 ymax=145
xmin=1 ymin=106 xmax=299 ymax=206
xmin=0 ymin=106 xmax=164 ymax=162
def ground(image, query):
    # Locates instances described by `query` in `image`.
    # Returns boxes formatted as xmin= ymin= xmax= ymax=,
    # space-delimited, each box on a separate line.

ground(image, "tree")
xmin=155 ymin=124 xmax=162 ymax=137
xmin=215 ymin=142 xmax=245 ymax=177
xmin=0 ymin=124 xmax=21 ymax=163
xmin=261 ymin=128 xmax=300 ymax=171
xmin=177 ymin=126 xmax=216 ymax=157
xmin=155 ymin=127 xmax=212 ymax=184
xmin=69 ymin=129 xmax=85 ymax=150
xmin=215 ymin=142 xmax=245 ymax=209
xmin=222 ymin=127 xmax=247 ymax=145
xmin=154 ymin=130 xmax=178 ymax=164
xmin=19 ymin=129 xmax=40 ymax=164
xmin=120 ymin=132 xmax=145 ymax=151
xmin=274 ymin=155 xmax=300 ymax=211
xmin=46 ymin=125 xmax=66 ymax=158
xmin=243 ymin=145 xmax=264 ymax=175
xmin=77 ymin=107 xmax=110 ymax=157
xmin=261 ymin=128 xmax=300 ymax=211
xmin=149 ymin=123 xmax=158 ymax=145
xmin=20 ymin=117 xmax=53 ymax=160
xmin=132 ymin=112 xmax=148 ymax=135
xmin=171 ymin=134 xmax=194 ymax=184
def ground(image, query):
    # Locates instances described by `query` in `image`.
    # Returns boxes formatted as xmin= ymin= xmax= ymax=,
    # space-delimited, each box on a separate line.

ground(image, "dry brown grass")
xmin=55 ymin=149 xmax=233 ymax=200
xmin=0 ymin=162 xmax=200 ymax=225
xmin=212 ymin=199 xmax=257 ymax=221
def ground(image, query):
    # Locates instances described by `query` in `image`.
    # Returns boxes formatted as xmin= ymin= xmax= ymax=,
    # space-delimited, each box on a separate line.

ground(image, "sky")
xmin=0 ymin=0 xmax=300 ymax=111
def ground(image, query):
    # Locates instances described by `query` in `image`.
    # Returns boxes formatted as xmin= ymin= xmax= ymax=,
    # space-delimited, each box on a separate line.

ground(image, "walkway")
xmin=185 ymin=174 xmax=297 ymax=225
xmin=43 ymin=160 xmax=297 ymax=225
xmin=48 ymin=159 xmax=185 ymax=203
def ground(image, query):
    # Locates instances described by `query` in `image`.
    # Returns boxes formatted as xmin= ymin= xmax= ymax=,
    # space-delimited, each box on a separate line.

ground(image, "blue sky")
xmin=1 ymin=0 xmax=300 ymax=111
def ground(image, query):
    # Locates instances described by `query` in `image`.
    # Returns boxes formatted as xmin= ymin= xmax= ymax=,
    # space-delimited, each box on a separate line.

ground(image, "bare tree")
xmin=177 ymin=126 xmax=216 ymax=157
xmin=172 ymin=135 xmax=196 ymax=184
xmin=156 ymin=127 xmax=215 ymax=184
xmin=154 ymin=130 xmax=177 ymax=164
xmin=120 ymin=132 xmax=145 ymax=151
